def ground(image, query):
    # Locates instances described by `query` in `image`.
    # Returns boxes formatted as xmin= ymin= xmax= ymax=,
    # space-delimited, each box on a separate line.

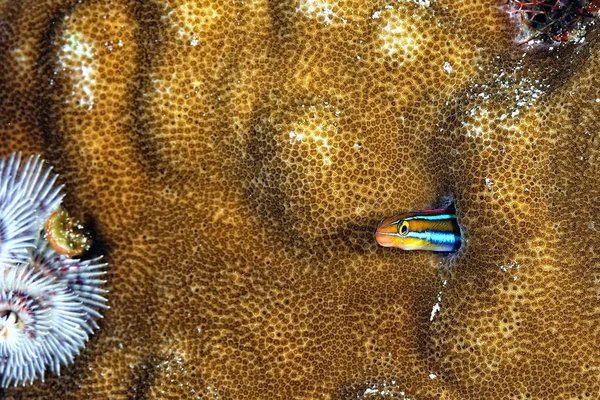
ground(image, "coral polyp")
xmin=0 ymin=152 xmax=108 ymax=387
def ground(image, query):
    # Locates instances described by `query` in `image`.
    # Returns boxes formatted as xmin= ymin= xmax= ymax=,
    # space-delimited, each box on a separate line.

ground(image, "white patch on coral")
xmin=429 ymin=303 xmax=441 ymax=321
xmin=287 ymin=104 xmax=340 ymax=166
xmin=57 ymin=32 xmax=96 ymax=110
xmin=467 ymin=61 xmax=549 ymax=134
xmin=462 ymin=108 xmax=492 ymax=139
xmin=362 ymin=383 xmax=417 ymax=399
xmin=402 ymin=0 xmax=433 ymax=7
xmin=429 ymin=280 xmax=446 ymax=321
xmin=443 ymin=61 xmax=452 ymax=74
xmin=498 ymin=260 xmax=521 ymax=282
xmin=289 ymin=130 xmax=304 ymax=143
xmin=166 ymin=3 xmax=220 ymax=39
xmin=9 ymin=46 xmax=33 ymax=80
xmin=11 ymin=47 xmax=30 ymax=67
xmin=377 ymin=11 xmax=425 ymax=64
xmin=295 ymin=0 xmax=338 ymax=25
xmin=289 ymin=128 xmax=334 ymax=165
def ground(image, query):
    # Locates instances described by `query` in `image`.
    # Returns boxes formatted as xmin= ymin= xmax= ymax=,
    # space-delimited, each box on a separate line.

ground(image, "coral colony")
xmin=0 ymin=153 xmax=107 ymax=387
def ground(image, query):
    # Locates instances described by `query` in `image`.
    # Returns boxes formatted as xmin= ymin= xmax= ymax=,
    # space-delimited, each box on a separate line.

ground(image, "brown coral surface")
xmin=1 ymin=0 xmax=600 ymax=398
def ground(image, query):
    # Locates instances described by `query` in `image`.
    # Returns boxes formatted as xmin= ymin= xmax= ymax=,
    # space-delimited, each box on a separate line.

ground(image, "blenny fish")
xmin=375 ymin=208 xmax=461 ymax=252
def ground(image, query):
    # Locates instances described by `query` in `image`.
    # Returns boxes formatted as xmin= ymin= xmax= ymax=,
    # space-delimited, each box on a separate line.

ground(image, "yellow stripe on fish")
xmin=375 ymin=208 xmax=461 ymax=252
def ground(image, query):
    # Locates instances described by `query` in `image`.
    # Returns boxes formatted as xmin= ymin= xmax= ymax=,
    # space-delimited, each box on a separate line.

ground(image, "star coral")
xmin=0 ymin=0 xmax=600 ymax=398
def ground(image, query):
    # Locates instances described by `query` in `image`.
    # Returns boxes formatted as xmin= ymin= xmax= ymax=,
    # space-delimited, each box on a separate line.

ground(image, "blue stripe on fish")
xmin=375 ymin=208 xmax=462 ymax=252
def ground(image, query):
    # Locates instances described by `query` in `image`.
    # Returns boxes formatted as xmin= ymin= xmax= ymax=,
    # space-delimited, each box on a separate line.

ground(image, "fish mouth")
xmin=375 ymin=216 xmax=401 ymax=247
xmin=375 ymin=232 xmax=401 ymax=247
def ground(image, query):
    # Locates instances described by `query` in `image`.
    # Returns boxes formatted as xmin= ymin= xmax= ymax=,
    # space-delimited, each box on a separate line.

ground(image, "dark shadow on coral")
xmin=127 ymin=355 xmax=164 ymax=400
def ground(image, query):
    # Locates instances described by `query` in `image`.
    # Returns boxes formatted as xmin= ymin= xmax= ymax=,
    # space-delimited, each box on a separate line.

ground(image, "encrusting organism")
xmin=45 ymin=206 xmax=92 ymax=257
xmin=0 ymin=153 xmax=108 ymax=387
xmin=508 ymin=0 xmax=600 ymax=44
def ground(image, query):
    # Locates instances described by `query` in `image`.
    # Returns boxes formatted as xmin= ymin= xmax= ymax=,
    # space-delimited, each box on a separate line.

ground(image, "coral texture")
xmin=0 ymin=0 xmax=600 ymax=398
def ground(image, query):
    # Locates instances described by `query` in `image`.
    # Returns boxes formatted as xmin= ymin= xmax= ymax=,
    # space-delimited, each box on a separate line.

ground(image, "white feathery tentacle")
xmin=0 ymin=153 xmax=22 ymax=202
xmin=0 ymin=153 xmax=37 ymax=266
xmin=0 ymin=198 xmax=36 ymax=266
xmin=11 ymin=155 xmax=65 ymax=228
xmin=0 ymin=153 xmax=65 ymax=267
xmin=0 ymin=265 xmax=88 ymax=387
xmin=29 ymin=236 xmax=108 ymax=334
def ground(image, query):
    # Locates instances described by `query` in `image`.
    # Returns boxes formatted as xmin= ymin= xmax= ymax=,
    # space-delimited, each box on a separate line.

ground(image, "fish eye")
xmin=399 ymin=221 xmax=409 ymax=236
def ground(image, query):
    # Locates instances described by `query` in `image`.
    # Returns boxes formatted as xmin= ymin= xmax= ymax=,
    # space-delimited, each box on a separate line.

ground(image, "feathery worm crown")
xmin=0 ymin=153 xmax=108 ymax=387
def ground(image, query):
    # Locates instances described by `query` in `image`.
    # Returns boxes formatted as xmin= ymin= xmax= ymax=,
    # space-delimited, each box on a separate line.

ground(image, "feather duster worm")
xmin=0 ymin=153 xmax=107 ymax=387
